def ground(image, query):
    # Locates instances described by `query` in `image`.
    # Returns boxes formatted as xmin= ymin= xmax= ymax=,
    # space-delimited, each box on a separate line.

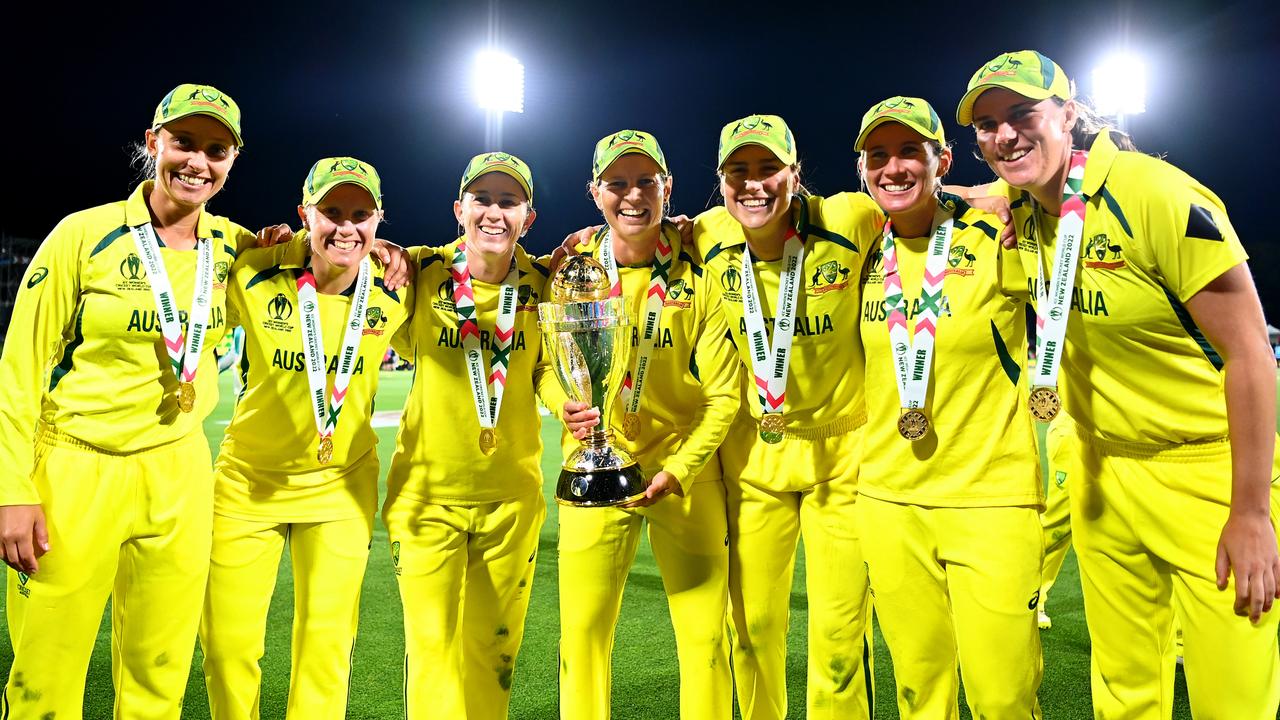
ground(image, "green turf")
xmin=5 ymin=370 xmax=1275 ymax=718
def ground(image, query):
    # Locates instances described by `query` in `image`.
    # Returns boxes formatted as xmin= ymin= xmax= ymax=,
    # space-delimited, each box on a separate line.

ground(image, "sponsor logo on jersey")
xmin=272 ymin=349 xmax=366 ymax=375
xmin=1054 ymin=470 xmax=1067 ymax=488
xmin=436 ymin=327 xmax=527 ymax=351
xmin=432 ymin=279 xmax=457 ymax=312
xmin=663 ymin=278 xmax=694 ymax=308
xmin=862 ymin=295 xmax=953 ymax=323
xmin=127 ymin=306 xmax=224 ymax=333
xmin=737 ymin=314 xmax=834 ymax=337
xmin=517 ymin=283 xmax=540 ymax=312
xmin=391 ymin=540 xmax=402 ymax=575
xmin=214 ymin=260 xmax=229 ymax=289
xmin=264 ymin=292 xmax=296 ymax=332
xmin=1083 ymin=233 xmax=1126 ymax=270
xmin=364 ymin=306 xmax=387 ymax=336
xmin=862 ymin=247 xmax=885 ymax=284
xmin=25 ymin=267 xmax=48 ymax=289
xmin=1027 ymin=589 xmax=1040 ymax=611
xmin=946 ymin=245 xmax=977 ymax=277
xmin=17 ymin=571 xmax=30 ymax=598
xmin=719 ymin=266 xmax=742 ymax=302
xmin=115 ymin=252 xmax=152 ymax=291
xmin=808 ymin=259 xmax=851 ymax=295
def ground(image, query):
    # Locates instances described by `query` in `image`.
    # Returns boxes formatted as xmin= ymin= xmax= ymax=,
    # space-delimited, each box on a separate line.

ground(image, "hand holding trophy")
xmin=539 ymin=255 xmax=649 ymax=505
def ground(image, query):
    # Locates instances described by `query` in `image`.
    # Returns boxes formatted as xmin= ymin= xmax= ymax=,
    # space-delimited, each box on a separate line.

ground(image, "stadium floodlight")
xmin=1092 ymin=53 xmax=1147 ymax=118
xmin=473 ymin=50 xmax=525 ymax=114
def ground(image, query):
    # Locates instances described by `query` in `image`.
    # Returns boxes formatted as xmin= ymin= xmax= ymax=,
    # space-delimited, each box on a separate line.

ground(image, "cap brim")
xmin=595 ymin=148 xmax=667 ymax=179
xmin=308 ymin=180 xmax=381 ymax=209
xmin=718 ymin=140 xmax=794 ymax=169
xmin=156 ymin=109 xmax=244 ymax=148
xmin=461 ymin=167 xmax=533 ymax=205
xmin=854 ymin=116 xmax=941 ymax=152
xmin=955 ymin=82 xmax=1056 ymax=126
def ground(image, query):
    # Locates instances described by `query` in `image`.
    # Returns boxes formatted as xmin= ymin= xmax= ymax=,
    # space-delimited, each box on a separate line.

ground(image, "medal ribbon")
xmin=740 ymin=226 xmax=804 ymax=415
xmin=452 ymin=242 xmax=518 ymax=431
xmin=597 ymin=226 xmax=672 ymax=415
xmin=1032 ymin=150 xmax=1089 ymax=388
xmin=130 ymin=224 xmax=213 ymax=389
xmin=881 ymin=207 xmax=955 ymax=411
xmin=296 ymin=257 xmax=371 ymax=446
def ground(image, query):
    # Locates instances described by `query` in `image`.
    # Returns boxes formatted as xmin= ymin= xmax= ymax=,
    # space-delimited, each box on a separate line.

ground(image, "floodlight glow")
xmin=473 ymin=50 xmax=525 ymax=114
xmin=1092 ymin=53 xmax=1147 ymax=117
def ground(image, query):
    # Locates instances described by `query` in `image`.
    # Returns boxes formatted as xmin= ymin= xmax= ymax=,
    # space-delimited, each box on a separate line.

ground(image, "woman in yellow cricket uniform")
xmin=852 ymin=97 xmax=1043 ymax=718
xmin=959 ymin=50 xmax=1280 ymax=718
xmin=200 ymin=158 xmax=412 ymax=718
xmin=694 ymin=115 xmax=883 ymax=720
xmin=383 ymin=152 xmax=550 ymax=719
xmin=554 ymin=130 xmax=741 ymax=719
xmin=0 ymin=84 xmax=254 ymax=718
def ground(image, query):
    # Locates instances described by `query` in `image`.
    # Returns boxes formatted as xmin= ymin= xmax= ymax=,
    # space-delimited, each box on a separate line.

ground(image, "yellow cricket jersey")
xmin=858 ymin=199 xmax=1041 ymax=507
xmin=996 ymin=130 xmax=1250 ymax=445
xmin=0 ymin=182 xmax=252 ymax=504
xmin=386 ymin=240 xmax=552 ymax=505
xmin=560 ymin=225 xmax=741 ymax=492
xmin=215 ymin=235 xmax=414 ymax=522
xmin=694 ymin=192 xmax=883 ymax=437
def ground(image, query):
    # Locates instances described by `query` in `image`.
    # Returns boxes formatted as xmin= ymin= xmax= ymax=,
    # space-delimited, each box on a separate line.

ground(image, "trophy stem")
xmin=583 ymin=428 xmax=611 ymax=450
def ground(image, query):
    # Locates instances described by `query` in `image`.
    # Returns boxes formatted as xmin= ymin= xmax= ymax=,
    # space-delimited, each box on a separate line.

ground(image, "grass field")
xmin=4 ymin=371 xmax=1277 ymax=718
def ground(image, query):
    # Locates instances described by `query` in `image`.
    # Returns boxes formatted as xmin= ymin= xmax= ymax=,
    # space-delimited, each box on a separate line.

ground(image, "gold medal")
xmin=1029 ymin=386 xmax=1061 ymax=423
xmin=759 ymin=413 xmax=785 ymax=445
xmin=178 ymin=381 xmax=196 ymax=413
xmin=622 ymin=412 xmax=641 ymax=441
xmin=317 ymin=436 xmax=334 ymax=464
xmin=479 ymin=428 xmax=498 ymax=456
xmin=897 ymin=409 xmax=929 ymax=441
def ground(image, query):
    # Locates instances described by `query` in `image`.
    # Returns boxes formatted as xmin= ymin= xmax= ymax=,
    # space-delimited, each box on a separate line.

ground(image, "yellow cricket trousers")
xmin=4 ymin=427 xmax=213 ymax=720
xmin=859 ymin=498 xmax=1044 ymax=719
xmin=720 ymin=419 xmax=873 ymax=720
xmin=557 ymin=477 xmax=731 ymax=720
xmin=200 ymin=513 xmax=374 ymax=719
xmin=1054 ymin=422 xmax=1280 ymax=719
xmin=383 ymin=489 xmax=545 ymax=720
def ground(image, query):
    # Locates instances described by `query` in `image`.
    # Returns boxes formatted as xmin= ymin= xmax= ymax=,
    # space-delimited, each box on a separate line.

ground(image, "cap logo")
xmin=875 ymin=98 xmax=915 ymax=115
xmin=328 ymin=158 xmax=367 ymax=180
xmin=608 ymin=130 xmax=646 ymax=150
xmin=184 ymin=86 xmax=231 ymax=116
xmin=485 ymin=152 xmax=515 ymax=165
xmin=732 ymin=115 xmax=772 ymax=139
xmin=340 ymin=159 xmax=359 ymax=171
xmin=980 ymin=54 xmax=1024 ymax=83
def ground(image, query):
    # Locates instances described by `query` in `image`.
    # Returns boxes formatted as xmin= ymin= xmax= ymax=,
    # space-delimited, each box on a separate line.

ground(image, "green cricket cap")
xmin=717 ymin=114 xmax=797 ymax=168
xmin=459 ymin=151 xmax=534 ymax=205
xmin=152 ymin=83 xmax=244 ymax=147
xmin=956 ymin=50 xmax=1071 ymax=126
xmin=302 ymin=157 xmax=383 ymax=209
xmin=855 ymin=96 xmax=946 ymax=152
xmin=592 ymin=129 xmax=668 ymax=180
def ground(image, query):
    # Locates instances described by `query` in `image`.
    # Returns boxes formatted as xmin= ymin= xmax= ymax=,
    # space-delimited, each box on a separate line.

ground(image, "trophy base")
xmin=555 ymin=464 xmax=648 ymax=507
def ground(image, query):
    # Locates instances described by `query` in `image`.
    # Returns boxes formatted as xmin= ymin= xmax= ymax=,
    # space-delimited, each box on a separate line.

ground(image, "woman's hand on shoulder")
xmin=550 ymin=225 xmax=600 ymax=274
xmin=372 ymin=239 xmax=413 ymax=291
xmin=256 ymin=223 xmax=295 ymax=248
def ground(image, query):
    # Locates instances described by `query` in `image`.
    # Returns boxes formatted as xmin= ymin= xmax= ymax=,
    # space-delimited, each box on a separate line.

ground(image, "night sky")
xmin=5 ymin=0 xmax=1278 ymax=319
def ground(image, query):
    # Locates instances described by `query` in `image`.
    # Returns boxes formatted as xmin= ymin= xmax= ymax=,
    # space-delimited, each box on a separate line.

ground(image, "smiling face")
xmin=146 ymin=114 xmax=238 ymax=211
xmin=719 ymin=144 xmax=798 ymax=231
xmin=453 ymin=171 xmax=536 ymax=256
xmin=299 ymin=183 xmax=380 ymax=270
xmin=860 ymin=122 xmax=951 ymax=229
xmin=972 ymin=87 xmax=1076 ymax=197
xmin=591 ymin=153 xmax=671 ymax=243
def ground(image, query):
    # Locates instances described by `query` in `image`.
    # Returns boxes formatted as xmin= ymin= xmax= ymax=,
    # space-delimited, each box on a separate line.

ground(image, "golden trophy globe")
xmin=539 ymin=255 xmax=648 ymax=506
